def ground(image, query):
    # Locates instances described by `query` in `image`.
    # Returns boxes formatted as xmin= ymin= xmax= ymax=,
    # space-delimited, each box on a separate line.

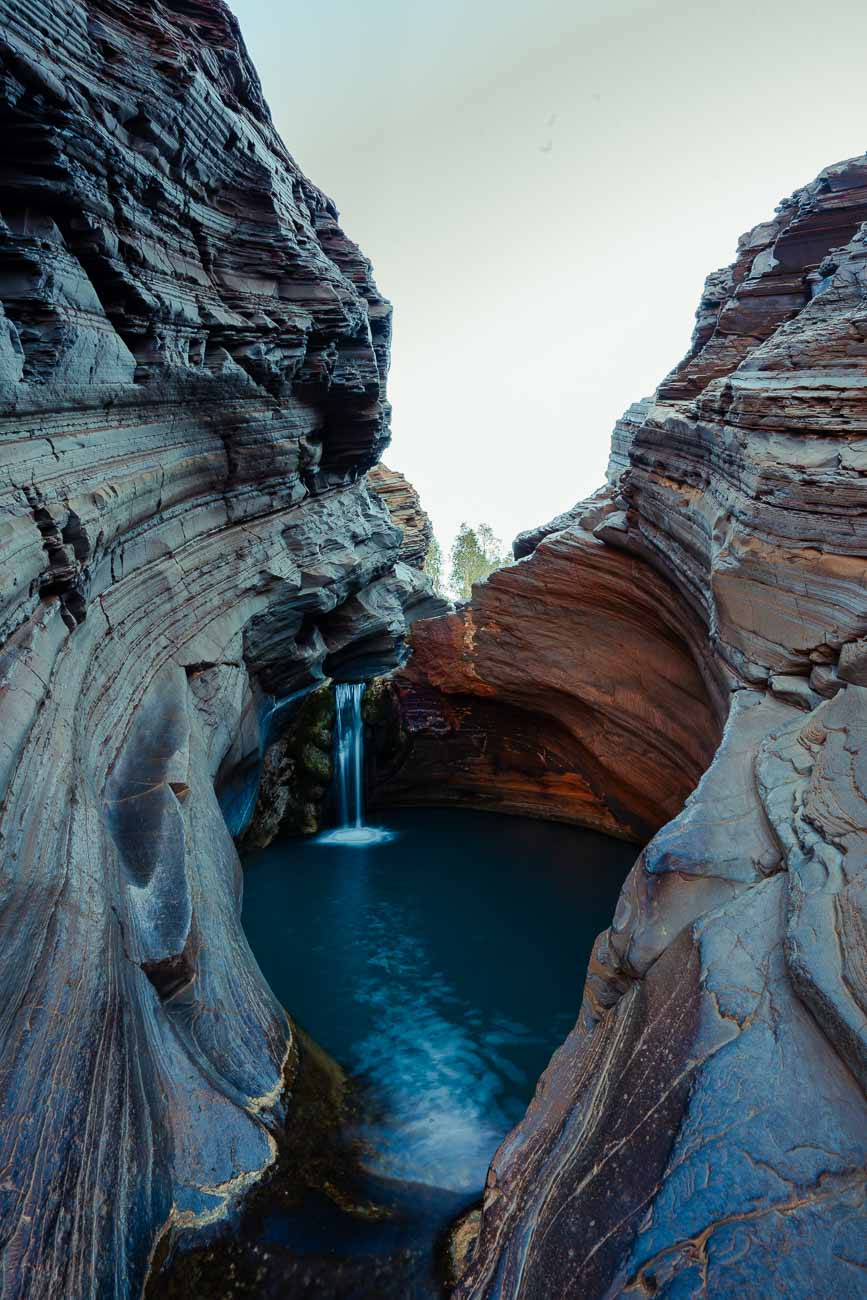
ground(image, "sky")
xmin=229 ymin=0 xmax=867 ymax=559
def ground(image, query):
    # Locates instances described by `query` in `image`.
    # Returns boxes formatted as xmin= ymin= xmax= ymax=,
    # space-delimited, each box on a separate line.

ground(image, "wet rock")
xmin=240 ymin=683 xmax=335 ymax=846
xmin=444 ymin=1208 xmax=482 ymax=1289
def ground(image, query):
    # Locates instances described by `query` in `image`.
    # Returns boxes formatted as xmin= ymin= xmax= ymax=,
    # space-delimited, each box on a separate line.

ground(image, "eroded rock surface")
xmin=369 ymin=507 xmax=722 ymax=841
xmin=369 ymin=462 xmax=434 ymax=568
xmin=0 ymin=2 xmax=433 ymax=1296
xmin=378 ymin=158 xmax=867 ymax=1295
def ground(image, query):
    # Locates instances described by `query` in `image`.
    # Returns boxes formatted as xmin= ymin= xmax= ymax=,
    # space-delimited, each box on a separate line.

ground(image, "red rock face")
xmin=370 ymin=514 xmax=723 ymax=841
xmin=378 ymin=158 xmax=867 ymax=1296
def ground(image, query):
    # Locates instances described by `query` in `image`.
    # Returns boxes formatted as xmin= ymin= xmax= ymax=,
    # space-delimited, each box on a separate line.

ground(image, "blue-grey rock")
xmin=0 ymin=2 xmax=435 ymax=1296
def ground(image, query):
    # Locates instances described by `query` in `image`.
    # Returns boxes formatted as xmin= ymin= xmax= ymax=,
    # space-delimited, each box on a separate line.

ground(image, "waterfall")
xmin=319 ymin=682 xmax=393 ymax=847
xmin=334 ymin=681 xmax=365 ymax=830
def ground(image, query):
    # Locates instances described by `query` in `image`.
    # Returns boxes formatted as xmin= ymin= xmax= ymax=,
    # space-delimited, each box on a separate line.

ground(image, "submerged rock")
xmin=380 ymin=158 xmax=867 ymax=1295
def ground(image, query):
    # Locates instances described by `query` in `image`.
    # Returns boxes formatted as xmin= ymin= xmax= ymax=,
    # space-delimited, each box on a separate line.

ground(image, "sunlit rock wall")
xmin=368 ymin=507 xmax=722 ymax=841
xmin=368 ymin=461 xmax=435 ymax=568
xmin=0 ymin=1 xmax=432 ymax=1295
xmin=384 ymin=158 xmax=867 ymax=1296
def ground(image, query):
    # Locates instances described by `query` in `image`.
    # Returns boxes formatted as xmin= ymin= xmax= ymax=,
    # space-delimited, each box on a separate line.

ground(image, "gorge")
xmin=0 ymin=2 xmax=866 ymax=1299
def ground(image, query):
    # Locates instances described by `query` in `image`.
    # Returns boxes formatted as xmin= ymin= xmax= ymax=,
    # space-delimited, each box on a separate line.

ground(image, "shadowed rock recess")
xmin=374 ymin=157 xmax=867 ymax=1295
xmin=0 ymin=1 xmax=440 ymax=1295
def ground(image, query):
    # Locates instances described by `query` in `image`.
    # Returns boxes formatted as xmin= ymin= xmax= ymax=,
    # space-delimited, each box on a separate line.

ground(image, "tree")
xmin=448 ymin=522 xmax=507 ymax=601
xmin=423 ymin=536 xmax=445 ymax=596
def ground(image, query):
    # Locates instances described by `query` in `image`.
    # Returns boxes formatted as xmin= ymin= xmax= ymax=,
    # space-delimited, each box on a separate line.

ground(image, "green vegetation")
xmin=447 ymin=522 xmax=508 ymax=600
xmin=423 ymin=535 xmax=444 ymax=595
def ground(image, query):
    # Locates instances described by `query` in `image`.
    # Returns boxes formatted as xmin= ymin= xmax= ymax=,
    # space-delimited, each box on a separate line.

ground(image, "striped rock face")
xmin=378 ymin=159 xmax=867 ymax=1297
xmin=368 ymin=462 xmax=435 ymax=570
xmin=0 ymin=2 xmax=439 ymax=1295
xmin=2 ymin=1 xmax=866 ymax=1295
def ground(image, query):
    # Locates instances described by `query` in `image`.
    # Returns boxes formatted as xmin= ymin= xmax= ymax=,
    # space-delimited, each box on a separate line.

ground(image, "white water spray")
xmin=334 ymin=682 xmax=364 ymax=830
xmin=318 ymin=682 xmax=393 ymax=847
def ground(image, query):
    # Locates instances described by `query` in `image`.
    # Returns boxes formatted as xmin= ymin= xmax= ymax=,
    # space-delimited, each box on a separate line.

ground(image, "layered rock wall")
xmin=0 ymin=3 xmax=430 ymax=1296
xmin=368 ymin=461 xmax=434 ymax=568
xmin=2 ymin=2 xmax=865 ymax=1293
xmin=381 ymin=158 xmax=867 ymax=1295
xmin=369 ymin=508 xmax=722 ymax=841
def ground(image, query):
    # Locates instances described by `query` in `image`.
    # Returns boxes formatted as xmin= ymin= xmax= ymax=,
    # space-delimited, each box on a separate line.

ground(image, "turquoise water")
xmin=242 ymin=808 xmax=635 ymax=1195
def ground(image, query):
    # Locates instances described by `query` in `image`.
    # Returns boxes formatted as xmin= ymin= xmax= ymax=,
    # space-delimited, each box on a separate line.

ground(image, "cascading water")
xmin=318 ymin=682 xmax=393 ymax=847
xmin=334 ymin=682 xmax=364 ymax=830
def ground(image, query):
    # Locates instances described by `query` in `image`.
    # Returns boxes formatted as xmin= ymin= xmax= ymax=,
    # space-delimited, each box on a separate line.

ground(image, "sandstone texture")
xmin=0 ymin=2 xmax=434 ymax=1296
xmin=379 ymin=158 xmax=867 ymax=1295
xmin=368 ymin=461 xmax=434 ymax=568
xmin=369 ymin=502 xmax=722 ymax=842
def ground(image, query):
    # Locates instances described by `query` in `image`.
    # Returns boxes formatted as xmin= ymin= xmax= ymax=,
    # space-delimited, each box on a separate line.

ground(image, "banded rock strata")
xmin=378 ymin=157 xmax=867 ymax=1295
xmin=368 ymin=508 xmax=722 ymax=842
xmin=0 ymin=2 xmax=432 ymax=1296
xmin=368 ymin=461 xmax=434 ymax=569
xmin=238 ymin=467 xmax=441 ymax=849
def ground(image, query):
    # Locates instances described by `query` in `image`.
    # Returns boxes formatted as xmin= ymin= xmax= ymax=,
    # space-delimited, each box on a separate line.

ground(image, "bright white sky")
xmin=229 ymin=0 xmax=867 ymax=558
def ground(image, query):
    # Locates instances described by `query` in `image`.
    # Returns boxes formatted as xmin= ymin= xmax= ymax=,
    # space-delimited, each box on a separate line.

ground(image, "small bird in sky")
xmin=539 ymin=112 xmax=557 ymax=153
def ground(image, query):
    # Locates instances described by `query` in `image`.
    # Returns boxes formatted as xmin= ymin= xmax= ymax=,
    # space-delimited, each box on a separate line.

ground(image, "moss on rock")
xmin=240 ymin=682 xmax=337 ymax=848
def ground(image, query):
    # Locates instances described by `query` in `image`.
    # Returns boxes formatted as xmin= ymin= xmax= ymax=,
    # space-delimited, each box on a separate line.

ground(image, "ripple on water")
xmin=242 ymin=807 xmax=636 ymax=1195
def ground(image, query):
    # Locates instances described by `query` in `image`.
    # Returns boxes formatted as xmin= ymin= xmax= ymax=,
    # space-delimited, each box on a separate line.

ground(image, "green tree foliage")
xmin=423 ymin=536 xmax=444 ymax=595
xmin=448 ymin=522 xmax=507 ymax=600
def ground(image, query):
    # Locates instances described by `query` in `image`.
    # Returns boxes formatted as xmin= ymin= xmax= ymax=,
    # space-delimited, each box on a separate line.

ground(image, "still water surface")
xmin=242 ymin=808 xmax=635 ymax=1195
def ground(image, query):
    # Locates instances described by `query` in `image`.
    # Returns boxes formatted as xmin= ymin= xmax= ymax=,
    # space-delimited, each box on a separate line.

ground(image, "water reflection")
xmin=349 ymin=892 xmax=545 ymax=1189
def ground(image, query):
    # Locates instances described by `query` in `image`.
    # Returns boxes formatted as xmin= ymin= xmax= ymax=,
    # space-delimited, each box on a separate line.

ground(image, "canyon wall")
xmin=238 ymin=465 xmax=442 ymax=848
xmin=2 ymin=1 xmax=865 ymax=1295
xmin=382 ymin=160 xmax=867 ymax=1294
xmin=0 ymin=3 xmax=431 ymax=1296
xmin=368 ymin=510 xmax=723 ymax=841
xmin=368 ymin=461 xmax=435 ymax=569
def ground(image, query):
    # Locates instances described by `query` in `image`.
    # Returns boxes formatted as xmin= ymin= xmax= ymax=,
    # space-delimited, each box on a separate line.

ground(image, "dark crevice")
xmin=24 ymin=485 xmax=89 ymax=629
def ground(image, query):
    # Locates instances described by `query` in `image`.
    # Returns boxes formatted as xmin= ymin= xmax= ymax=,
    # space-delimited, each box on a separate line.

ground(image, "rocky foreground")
xmin=0 ymin=2 xmax=437 ymax=1295
xmin=379 ymin=159 xmax=867 ymax=1294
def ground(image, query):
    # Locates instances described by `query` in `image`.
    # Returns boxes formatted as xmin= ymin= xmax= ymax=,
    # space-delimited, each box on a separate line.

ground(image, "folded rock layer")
xmin=0 ymin=2 xmax=434 ymax=1296
xmin=377 ymin=158 xmax=867 ymax=1295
